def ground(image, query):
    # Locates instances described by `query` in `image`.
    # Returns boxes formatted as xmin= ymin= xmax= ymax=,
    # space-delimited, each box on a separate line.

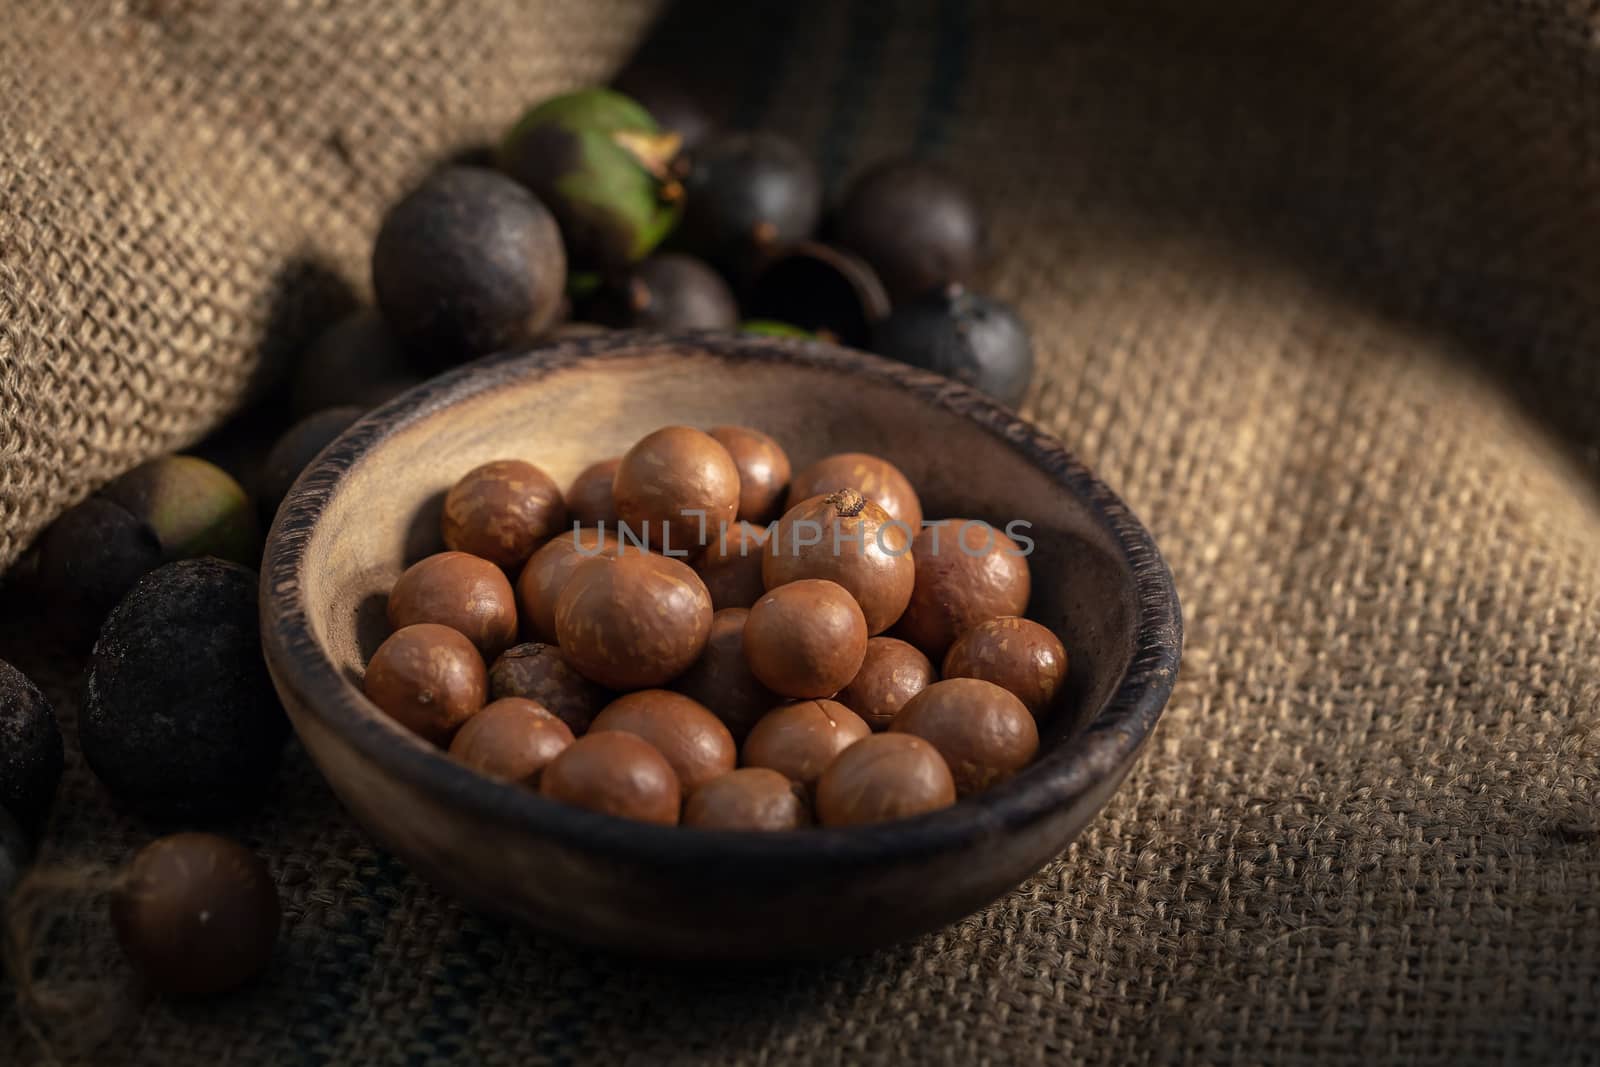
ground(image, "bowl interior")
xmin=302 ymin=344 xmax=1137 ymax=753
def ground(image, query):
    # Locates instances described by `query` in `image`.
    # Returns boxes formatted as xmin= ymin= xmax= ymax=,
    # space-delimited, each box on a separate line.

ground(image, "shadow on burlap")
xmin=1 ymin=1 xmax=1598 ymax=1063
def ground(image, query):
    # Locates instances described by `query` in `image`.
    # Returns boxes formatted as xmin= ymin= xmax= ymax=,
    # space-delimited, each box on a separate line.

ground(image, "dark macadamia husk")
xmin=872 ymin=285 xmax=1034 ymax=408
xmin=82 ymin=559 xmax=288 ymax=818
xmin=0 ymin=659 xmax=63 ymax=833
xmin=744 ymin=242 xmax=889 ymax=348
xmin=258 ymin=406 xmax=364 ymax=523
xmin=30 ymin=496 xmax=162 ymax=647
xmin=833 ymin=157 xmax=984 ymax=303
xmin=587 ymin=254 xmax=738 ymax=330
xmin=372 ymin=166 xmax=566 ymax=366
xmin=102 ymin=455 xmax=259 ymax=568
xmin=679 ymin=132 xmax=821 ymax=279
xmin=290 ymin=310 xmax=421 ymax=418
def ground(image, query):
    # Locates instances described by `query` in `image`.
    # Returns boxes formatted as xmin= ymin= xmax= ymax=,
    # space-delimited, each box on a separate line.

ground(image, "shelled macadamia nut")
xmin=539 ymin=732 xmax=681 ymax=824
xmin=442 ymin=459 xmax=567 ymax=570
xmin=388 ymin=551 xmax=519 ymax=659
xmin=838 ymin=637 xmax=936 ymax=730
xmin=741 ymin=699 xmax=870 ymax=792
xmin=447 ymin=697 xmax=573 ymax=785
xmin=895 ymin=520 xmax=1029 ymax=658
xmin=590 ymin=690 xmax=736 ymax=796
xmin=743 ymin=579 xmax=867 ymax=698
xmin=890 ymin=678 xmax=1038 ymax=795
xmin=942 ymin=616 xmax=1067 ymax=719
xmin=814 ymin=734 xmax=956 ymax=827
xmin=364 ymin=623 xmax=487 ymax=745
xmin=554 ymin=553 xmax=713 ymax=689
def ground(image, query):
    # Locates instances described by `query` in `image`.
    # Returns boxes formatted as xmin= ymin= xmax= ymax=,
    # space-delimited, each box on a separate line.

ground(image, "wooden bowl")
xmin=260 ymin=331 xmax=1181 ymax=960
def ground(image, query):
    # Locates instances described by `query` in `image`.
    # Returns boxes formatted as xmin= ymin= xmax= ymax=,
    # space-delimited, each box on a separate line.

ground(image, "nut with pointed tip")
xmin=786 ymin=452 xmax=923 ymax=532
xmin=763 ymin=490 xmax=914 ymax=634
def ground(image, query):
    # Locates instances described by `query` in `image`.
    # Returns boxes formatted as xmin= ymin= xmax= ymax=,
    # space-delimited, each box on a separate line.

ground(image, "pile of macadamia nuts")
xmin=363 ymin=425 xmax=1069 ymax=829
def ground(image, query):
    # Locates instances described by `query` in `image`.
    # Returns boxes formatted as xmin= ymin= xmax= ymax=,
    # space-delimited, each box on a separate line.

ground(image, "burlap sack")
xmin=2 ymin=1 xmax=1597 ymax=1063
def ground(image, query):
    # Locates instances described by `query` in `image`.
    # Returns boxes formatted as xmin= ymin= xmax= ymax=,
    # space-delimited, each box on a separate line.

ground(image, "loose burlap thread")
xmin=2 ymin=1 xmax=1598 ymax=1063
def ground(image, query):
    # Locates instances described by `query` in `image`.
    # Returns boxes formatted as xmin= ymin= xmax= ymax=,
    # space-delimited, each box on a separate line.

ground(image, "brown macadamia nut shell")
xmin=684 ymin=767 xmax=811 ymax=830
xmin=743 ymin=579 xmax=868 ymax=698
xmin=814 ymin=733 xmax=956 ymax=827
xmin=364 ymin=622 xmax=487 ymax=745
xmin=554 ymin=553 xmax=713 ymax=689
xmin=613 ymin=426 xmax=740 ymax=552
xmin=111 ymin=833 xmax=280 ymax=996
xmin=388 ymin=551 xmax=519 ymax=659
xmin=590 ymin=689 xmax=737 ymax=796
xmin=447 ymin=697 xmax=573 ymax=785
xmin=839 ymin=636 xmax=937 ymax=730
xmin=489 ymin=642 xmax=612 ymax=735
xmin=695 ymin=520 xmax=770 ymax=611
xmin=740 ymin=699 xmax=871 ymax=791
xmin=708 ymin=425 xmax=792 ymax=522
xmin=942 ymin=616 xmax=1067 ymax=719
xmin=539 ymin=731 xmax=681 ymax=824
xmin=890 ymin=677 xmax=1039 ymax=795
xmin=565 ymin=457 xmax=622 ymax=527
xmin=441 ymin=459 xmax=567 ymax=569
xmin=895 ymin=520 xmax=1030 ymax=658
xmin=515 ymin=527 xmax=620 ymax=643
xmin=669 ymin=608 xmax=778 ymax=741
xmin=787 ymin=452 xmax=923 ymax=532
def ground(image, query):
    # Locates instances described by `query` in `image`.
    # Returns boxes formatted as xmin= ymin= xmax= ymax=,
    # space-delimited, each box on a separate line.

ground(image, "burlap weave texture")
xmin=1 ymin=1 xmax=1598 ymax=1063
